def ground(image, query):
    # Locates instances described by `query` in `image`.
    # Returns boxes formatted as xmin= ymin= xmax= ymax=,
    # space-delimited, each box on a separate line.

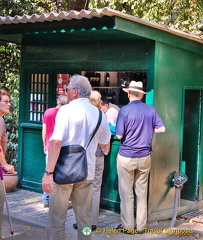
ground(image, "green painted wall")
xmin=1 ymin=9 xmax=202 ymax=221
xmin=148 ymin=41 xmax=203 ymax=220
xmin=18 ymin=40 xmax=155 ymax=192
xmin=22 ymin=40 xmax=154 ymax=71
xmin=20 ymin=128 xmax=45 ymax=190
xmin=17 ymin=35 xmax=203 ymax=220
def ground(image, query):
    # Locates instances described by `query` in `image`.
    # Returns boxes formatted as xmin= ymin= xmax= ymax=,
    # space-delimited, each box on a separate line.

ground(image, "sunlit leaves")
xmin=88 ymin=0 xmax=203 ymax=35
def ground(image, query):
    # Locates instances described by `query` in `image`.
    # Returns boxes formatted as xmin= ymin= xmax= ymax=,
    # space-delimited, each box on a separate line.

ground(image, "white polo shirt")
xmin=51 ymin=98 xmax=111 ymax=180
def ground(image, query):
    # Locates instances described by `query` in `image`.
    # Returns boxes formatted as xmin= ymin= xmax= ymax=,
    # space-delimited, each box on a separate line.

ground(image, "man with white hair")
xmin=42 ymin=75 xmax=111 ymax=240
xmin=115 ymin=81 xmax=165 ymax=234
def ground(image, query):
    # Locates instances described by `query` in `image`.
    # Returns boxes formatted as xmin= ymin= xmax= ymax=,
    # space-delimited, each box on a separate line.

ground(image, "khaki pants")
xmin=117 ymin=154 xmax=151 ymax=231
xmin=47 ymin=180 xmax=93 ymax=240
xmin=92 ymin=156 xmax=104 ymax=225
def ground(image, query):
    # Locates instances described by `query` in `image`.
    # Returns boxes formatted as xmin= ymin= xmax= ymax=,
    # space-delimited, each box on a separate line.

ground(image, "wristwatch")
xmin=45 ymin=170 xmax=54 ymax=175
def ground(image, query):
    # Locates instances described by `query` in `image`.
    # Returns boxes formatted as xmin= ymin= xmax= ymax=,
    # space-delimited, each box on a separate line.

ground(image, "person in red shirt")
xmin=42 ymin=94 xmax=67 ymax=207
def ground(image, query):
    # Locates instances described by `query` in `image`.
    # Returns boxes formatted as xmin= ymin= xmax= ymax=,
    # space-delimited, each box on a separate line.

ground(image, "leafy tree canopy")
xmin=88 ymin=0 xmax=203 ymax=36
xmin=0 ymin=0 xmax=202 ymax=35
xmin=0 ymin=0 xmax=53 ymax=166
xmin=0 ymin=0 xmax=52 ymax=16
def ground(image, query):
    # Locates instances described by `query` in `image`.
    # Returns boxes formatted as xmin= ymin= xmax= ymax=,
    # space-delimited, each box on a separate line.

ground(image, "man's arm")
xmin=42 ymin=139 xmax=62 ymax=193
xmin=42 ymin=123 xmax=47 ymax=154
xmin=99 ymin=142 xmax=110 ymax=155
xmin=0 ymin=137 xmax=15 ymax=173
xmin=154 ymin=126 xmax=166 ymax=133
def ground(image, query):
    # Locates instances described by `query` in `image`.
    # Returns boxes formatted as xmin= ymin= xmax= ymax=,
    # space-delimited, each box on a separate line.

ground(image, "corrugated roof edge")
xmin=0 ymin=7 xmax=202 ymax=44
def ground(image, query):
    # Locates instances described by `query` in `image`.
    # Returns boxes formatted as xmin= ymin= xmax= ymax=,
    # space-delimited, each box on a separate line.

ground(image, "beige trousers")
xmin=117 ymin=153 xmax=151 ymax=231
xmin=92 ymin=156 xmax=104 ymax=225
xmin=47 ymin=180 xmax=93 ymax=240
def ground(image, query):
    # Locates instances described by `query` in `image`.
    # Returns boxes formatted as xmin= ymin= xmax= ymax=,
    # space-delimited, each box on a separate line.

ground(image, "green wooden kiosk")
xmin=0 ymin=8 xmax=203 ymax=222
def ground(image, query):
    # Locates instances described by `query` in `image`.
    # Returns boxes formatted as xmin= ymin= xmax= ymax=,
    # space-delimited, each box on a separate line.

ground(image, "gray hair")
xmin=69 ymin=74 xmax=92 ymax=98
xmin=130 ymin=91 xmax=143 ymax=98
xmin=57 ymin=94 xmax=67 ymax=105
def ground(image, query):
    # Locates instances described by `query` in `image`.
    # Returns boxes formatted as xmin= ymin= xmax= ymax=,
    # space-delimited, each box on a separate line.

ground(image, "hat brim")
xmin=123 ymin=88 xmax=146 ymax=94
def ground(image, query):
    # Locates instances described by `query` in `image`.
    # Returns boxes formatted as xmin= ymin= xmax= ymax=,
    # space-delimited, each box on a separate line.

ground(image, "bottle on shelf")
xmin=90 ymin=72 xmax=96 ymax=87
xmin=95 ymin=72 xmax=101 ymax=87
xmin=118 ymin=88 xmax=123 ymax=105
xmin=105 ymin=72 xmax=110 ymax=87
xmin=108 ymin=89 xmax=113 ymax=102
xmin=118 ymin=88 xmax=128 ymax=105
xmin=85 ymin=71 xmax=90 ymax=81
xmin=89 ymin=72 xmax=93 ymax=85
xmin=100 ymin=88 xmax=105 ymax=96
xmin=86 ymin=72 xmax=101 ymax=87
xmin=104 ymin=88 xmax=108 ymax=97
xmin=112 ymin=89 xmax=116 ymax=104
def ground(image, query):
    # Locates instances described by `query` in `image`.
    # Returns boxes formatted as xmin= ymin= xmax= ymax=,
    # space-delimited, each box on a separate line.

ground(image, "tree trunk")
xmin=68 ymin=0 xmax=89 ymax=11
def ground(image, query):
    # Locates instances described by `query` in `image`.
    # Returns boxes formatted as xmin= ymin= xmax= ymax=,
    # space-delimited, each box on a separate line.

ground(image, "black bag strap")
xmin=85 ymin=109 xmax=102 ymax=150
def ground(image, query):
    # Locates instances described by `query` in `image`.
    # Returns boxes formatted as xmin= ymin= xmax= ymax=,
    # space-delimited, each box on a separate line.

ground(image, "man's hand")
xmin=44 ymin=146 xmax=47 ymax=155
xmin=116 ymin=134 xmax=123 ymax=140
xmin=42 ymin=139 xmax=62 ymax=193
xmin=42 ymin=174 xmax=54 ymax=193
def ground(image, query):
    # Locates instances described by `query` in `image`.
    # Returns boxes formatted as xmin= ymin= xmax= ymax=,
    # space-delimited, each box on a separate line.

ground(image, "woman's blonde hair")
xmin=89 ymin=90 xmax=102 ymax=108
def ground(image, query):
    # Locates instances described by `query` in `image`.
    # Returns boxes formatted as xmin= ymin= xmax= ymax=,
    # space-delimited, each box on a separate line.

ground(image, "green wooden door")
xmin=181 ymin=90 xmax=203 ymax=201
xmin=18 ymin=70 xmax=80 ymax=191
xmin=18 ymin=71 xmax=53 ymax=191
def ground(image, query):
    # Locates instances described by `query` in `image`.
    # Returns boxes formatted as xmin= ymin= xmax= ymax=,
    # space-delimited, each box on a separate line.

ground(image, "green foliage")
xmin=0 ymin=42 xmax=20 ymax=82
xmin=0 ymin=74 xmax=19 ymax=168
xmin=0 ymin=41 xmax=20 ymax=168
xmin=88 ymin=0 xmax=203 ymax=36
xmin=0 ymin=0 xmax=52 ymax=168
xmin=0 ymin=0 xmax=53 ymax=16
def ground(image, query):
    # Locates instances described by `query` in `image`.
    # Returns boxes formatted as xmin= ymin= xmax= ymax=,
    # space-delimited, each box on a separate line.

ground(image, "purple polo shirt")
xmin=116 ymin=100 xmax=164 ymax=158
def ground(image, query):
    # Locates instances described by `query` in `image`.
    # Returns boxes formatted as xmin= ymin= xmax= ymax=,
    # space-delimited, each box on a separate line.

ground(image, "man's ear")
xmin=73 ymin=88 xmax=78 ymax=98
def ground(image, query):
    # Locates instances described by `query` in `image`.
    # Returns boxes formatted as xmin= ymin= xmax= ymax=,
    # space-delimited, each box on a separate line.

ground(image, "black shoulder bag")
xmin=53 ymin=109 xmax=102 ymax=184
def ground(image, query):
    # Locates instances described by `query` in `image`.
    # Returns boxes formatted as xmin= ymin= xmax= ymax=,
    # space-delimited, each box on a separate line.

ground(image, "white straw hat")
xmin=123 ymin=81 xmax=146 ymax=94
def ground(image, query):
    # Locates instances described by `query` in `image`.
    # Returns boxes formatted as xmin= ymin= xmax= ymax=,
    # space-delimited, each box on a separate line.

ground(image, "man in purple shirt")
xmin=115 ymin=81 xmax=165 ymax=234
